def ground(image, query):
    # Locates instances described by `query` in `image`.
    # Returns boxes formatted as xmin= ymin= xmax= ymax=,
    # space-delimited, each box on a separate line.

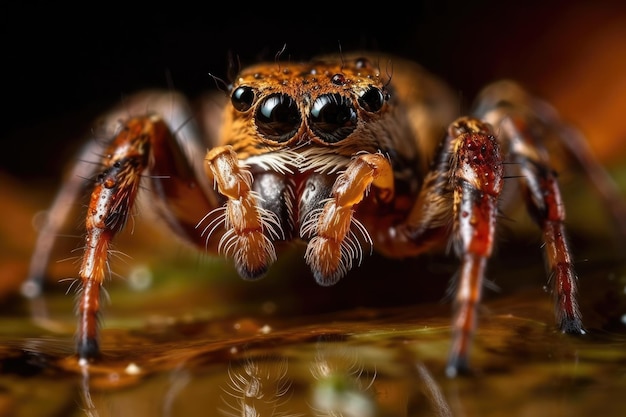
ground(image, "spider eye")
xmin=309 ymin=93 xmax=357 ymax=143
xmin=231 ymin=86 xmax=256 ymax=112
xmin=354 ymin=57 xmax=371 ymax=69
xmin=255 ymin=93 xmax=301 ymax=142
xmin=358 ymin=87 xmax=386 ymax=113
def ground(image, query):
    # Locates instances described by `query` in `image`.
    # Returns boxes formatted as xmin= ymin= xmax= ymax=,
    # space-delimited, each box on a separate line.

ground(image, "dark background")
xmin=3 ymin=0 xmax=626 ymax=183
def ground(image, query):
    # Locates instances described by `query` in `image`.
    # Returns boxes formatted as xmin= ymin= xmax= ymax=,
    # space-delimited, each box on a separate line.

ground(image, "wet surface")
xmin=2 ymin=284 xmax=626 ymax=416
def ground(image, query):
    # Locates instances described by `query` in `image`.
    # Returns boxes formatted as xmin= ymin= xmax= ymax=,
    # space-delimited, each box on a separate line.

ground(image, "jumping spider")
xmin=25 ymin=52 xmax=626 ymax=377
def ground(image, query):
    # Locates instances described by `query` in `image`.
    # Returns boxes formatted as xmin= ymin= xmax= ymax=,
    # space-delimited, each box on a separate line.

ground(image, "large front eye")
xmin=309 ymin=93 xmax=357 ymax=143
xmin=358 ymin=87 xmax=386 ymax=113
xmin=231 ymin=86 xmax=255 ymax=112
xmin=255 ymin=93 xmax=301 ymax=142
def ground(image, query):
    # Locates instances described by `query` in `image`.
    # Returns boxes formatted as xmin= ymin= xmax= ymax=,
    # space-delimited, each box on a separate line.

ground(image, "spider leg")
xmin=23 ymin=138 xmax=106 ymax=300
xmin=498 ymin=115 xmax=584 ymax=335
xmin=554 ymin=124 xmax=626 ymax=241
xmin=29 ymin=92 xmax=222 ymax=362
xmin=76 ymin=116 xmax=160 ymax=360
xmin=25 ymin=92 xmax=218 ymax=294
xmin=445 ymin=117 xmax=504 ymax=377
xmin=304 ymin=152 xmax=395 ymax=286
xmin=476 ymin=80 xmax=626 ymax=244
xmin=203 ymin=146 xmax=280 ymax=279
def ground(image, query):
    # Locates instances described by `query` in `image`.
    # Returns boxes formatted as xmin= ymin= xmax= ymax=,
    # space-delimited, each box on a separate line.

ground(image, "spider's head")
xmin=221 ymin=55 xmax=393 ymax=159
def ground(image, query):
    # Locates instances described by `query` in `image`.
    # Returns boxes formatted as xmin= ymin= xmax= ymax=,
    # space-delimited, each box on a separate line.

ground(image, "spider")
xmin=24 ymin=51 xmax=626 ymax=377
